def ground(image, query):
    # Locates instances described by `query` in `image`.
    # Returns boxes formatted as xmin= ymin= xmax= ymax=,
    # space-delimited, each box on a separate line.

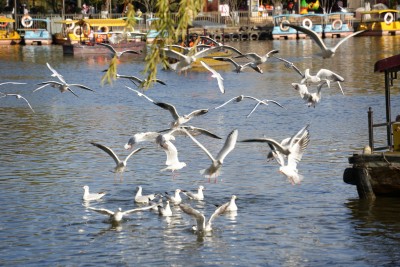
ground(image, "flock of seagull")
xmin=83 ymin=184 xmax=238 ymax=233
xmin=1 ymin=23 xmax=358 ymax=234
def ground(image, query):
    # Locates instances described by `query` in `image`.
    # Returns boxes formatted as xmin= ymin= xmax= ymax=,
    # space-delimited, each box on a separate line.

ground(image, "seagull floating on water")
xmin=82 ymin=185 xmax=106 ymax=201
xmin=200 ymin=61 xmax=224 ymax=94
xmin=34 ymin=63 xmax=95 ymax=97
xmin=158 ymin=200 xmax=172 ymax=216
xmin=285 ymin=24 xmax=365 ymax=58
xmin=0 ymin=92 xmax=35 ymax=112
xmin=215 ymin=95 xmax=285 ymax=118
xmin=135 ymin=186 xmax=158 ymax=204
xmin=179 ymin=202 xmax=229 ymax=233
xmin=223 ymin=195 xmax=238 ymax=212
xmin=164 ymin=189 xmax=183 ymax=204
xmin=87 ymin=205 xmax=154 ymax=224
xmin=182 ymin=185 xmax=205 ymax=201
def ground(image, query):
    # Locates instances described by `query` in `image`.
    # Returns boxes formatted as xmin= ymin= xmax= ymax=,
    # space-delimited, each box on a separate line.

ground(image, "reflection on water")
xmin=345 ymin=198 xmax=400 ymax=265
xmin=1 ymin=37 xmax=400 ymax=266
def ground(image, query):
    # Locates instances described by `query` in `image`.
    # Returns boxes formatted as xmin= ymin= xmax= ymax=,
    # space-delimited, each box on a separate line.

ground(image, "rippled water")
xmin=1 ymin=36 xmax=400 ymax=266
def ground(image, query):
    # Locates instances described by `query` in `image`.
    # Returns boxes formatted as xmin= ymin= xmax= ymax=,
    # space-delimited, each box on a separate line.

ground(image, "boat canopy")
xmin=57 ymin=19 xmax=127 ymax=27
xmin=0 ymin=17 xmax=15 ymax=23
xmin=361 ymin=9 xmax=399 ymax=15
xmin=374 ymin=54 xmax=400 ymax=73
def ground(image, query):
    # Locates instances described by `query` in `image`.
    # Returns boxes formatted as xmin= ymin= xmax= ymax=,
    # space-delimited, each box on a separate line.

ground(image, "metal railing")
xmin=2 ymin=10 xmax=281 ymax=34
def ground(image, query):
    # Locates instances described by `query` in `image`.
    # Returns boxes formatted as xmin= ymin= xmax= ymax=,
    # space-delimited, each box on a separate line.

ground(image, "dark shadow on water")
xmin=345 ymin=197 xmax=400 ymax=266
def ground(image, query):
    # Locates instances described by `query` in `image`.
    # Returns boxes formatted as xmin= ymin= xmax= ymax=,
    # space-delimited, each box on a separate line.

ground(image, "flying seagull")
xmin=126 ymin=86 xmax=208 ymax=128
xmin=0 ymin=92 xmax=35 ymax=113
xmin=183 ymin=128 xmax=238 ymax=181
xmin=285 ymin=24 xmax=365 ymax=58
xmin=0 ymin=82 xmax=27 ymax=87
xmin=34 ymin=63 xmax=95 ymax=97
xmin=240 ymin=124 xmax=310 ymax=184
xmin=301 ymin=69 xmax=345 ymax=95
xmin=212 ymin=57 xmax=263 ymax=74
xmin=102 ymin=71 xmax=166 ymax=87
xmin=292 ymin=82 xmax=330 ymax=108
xmin=234 ymin=49 xmax=279 ymax=66
xmin=215 ymin=95 xmax=285 ymax=117
xmin=200 ymin=61 xmax=225 ymax=94
xmin=163 ymin=45 xmax=241 ymax=72
xmin=98 ymin=43 xmax=141 ymax=58
xmin=90 ymin=142 xmax=144 ymax=178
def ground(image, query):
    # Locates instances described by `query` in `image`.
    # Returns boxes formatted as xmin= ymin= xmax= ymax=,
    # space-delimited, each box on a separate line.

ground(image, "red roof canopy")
xmin=374 ymin=54 xmax=400 ymax=73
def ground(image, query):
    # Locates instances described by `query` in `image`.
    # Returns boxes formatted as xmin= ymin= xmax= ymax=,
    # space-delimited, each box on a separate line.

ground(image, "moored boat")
xmin=297 ymin=13 xmax=325 ymax=39
xmin=0 ymin=17 xmax=22 ymax=45
xmin=62 ymin=38 xmax=145 ymax=57
xmin=343 ymin=54 xmax=400 ymax=199
xmin=18 ymin=17 xmax=52 ymax=45
xmin=323 ymin=12 xmax=355 ymax=38
xmin=60 ymin=18 xmax=146 ymax=56
xmin=357 ymin=9 xmax=400 ymax=36
xmin=271 ymin=14 xmax=301 ymax=40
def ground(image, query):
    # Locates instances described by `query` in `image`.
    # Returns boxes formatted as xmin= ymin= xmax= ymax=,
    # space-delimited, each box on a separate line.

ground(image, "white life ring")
xmin=65 ymin=18 xmax=75 ymax=30
xmin=73 ymin=26 xmax=83 ymax=38
xmin=384 ymin=12 xmax=394 ymax=25
xmin=21 ymin=16 xmax=33 ymax=28
xmin=280 ymin=19 xmax=290 ymax=31
xmin=332 ymin=19 xmax=343 ymax=30
xmin=302 ymin=18 xmax=312 ymax=29
xmin=98 ymin=25 xmax=109 ymax=33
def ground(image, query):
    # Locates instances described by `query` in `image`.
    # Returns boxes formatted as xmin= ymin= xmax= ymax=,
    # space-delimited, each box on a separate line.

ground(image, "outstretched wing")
xmin=70 ymin=84 xmax=95 ymax=92
xmin=122 ymin=205 xmax=154 ymax=215
xmin=214 ymin=95 xmax=243 ymax=109
xmin=274 ymin=56 xmax=304 ymax=77
xmin=286 ymin=24 xmax=328 ymax=51
xmin=125 ymin=86 xmax=155 ymax=103
xmin=87 ymin=206 xmax=114 ymax=216
xmin=33 ymin=81 xmax=62 ymax=92
xmin=331 ymin=30 xmax=366 ymax=52
xmin=179 ymin=203 xmax=205 ymax=230
xmin=90 ymin=142 xmax=121 ymax=165
xmin=215 ymin=129 xmax=238 ymax=162
xmin=124 ymin=147 xmax=145 ymax=163
xmin=208 ymin=201 xmax=229 ymax=225
xmin=154 ymin=102 xmax=180 ymax=120
xmin=46 ymin=63 xmax=66 ymax=84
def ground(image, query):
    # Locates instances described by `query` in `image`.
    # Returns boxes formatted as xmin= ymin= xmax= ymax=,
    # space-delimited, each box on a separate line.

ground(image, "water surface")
xmin=1 ymin=36 xmax=400 ymax=266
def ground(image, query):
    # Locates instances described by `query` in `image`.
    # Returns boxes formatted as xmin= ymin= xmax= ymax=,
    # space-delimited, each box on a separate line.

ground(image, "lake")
xmin=1 ymin=36 xmax=400 ymax=266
